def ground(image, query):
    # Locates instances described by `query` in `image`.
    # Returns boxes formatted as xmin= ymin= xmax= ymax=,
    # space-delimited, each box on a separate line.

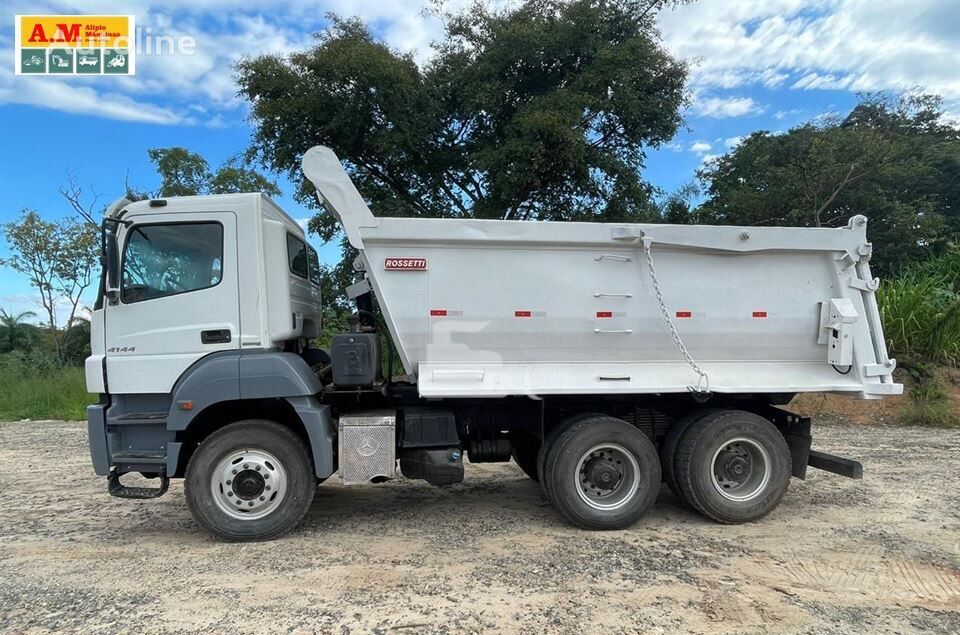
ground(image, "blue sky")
xmin=1 ymin=0 xmax=959 ymax=322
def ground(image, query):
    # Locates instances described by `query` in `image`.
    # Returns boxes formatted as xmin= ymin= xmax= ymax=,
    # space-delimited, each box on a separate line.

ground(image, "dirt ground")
xmin=0 ymin=420 xmax=958 ymax=635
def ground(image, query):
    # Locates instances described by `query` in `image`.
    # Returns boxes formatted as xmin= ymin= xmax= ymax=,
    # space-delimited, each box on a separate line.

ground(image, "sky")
xmin=1 ymin=0 xmax=959 ymax=323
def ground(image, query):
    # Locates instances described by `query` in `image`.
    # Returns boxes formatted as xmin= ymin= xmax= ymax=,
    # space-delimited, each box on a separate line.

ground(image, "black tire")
xmin=511 ymin=435 xmax=541 ymax=481
xmin=185 ymin=420 xmax=315 ymax=541
xmin=675 ymin=410 xmax=791 ymax=524
xmin=544 ymin=415 xmax=661 ymax=530
xmin=537 ymin=412 xmax=602 ymax=503
xmin=660 ymin=408 xmax=720 ymax=501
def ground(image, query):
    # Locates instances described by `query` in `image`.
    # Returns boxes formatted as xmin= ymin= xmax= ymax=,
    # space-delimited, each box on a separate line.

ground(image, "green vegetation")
xmin=878 ymin=248 xmax=960 ymax=367
xmin=878 ymin=249 xmax=960 ymax=427
xmin=0 ymin=353 xmax=90 ymax=421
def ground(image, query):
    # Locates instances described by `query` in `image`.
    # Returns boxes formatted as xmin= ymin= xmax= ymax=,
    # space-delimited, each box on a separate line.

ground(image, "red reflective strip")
xmin=514 ymin=310 xmax=532 ymax=318
xmin=430 ymin=309 xmax=447 ymax=317
xmin=676 ymin=311 xmax=692 ymax=318
xmin=753 ymin=311 xmax=767 ymax=318
xmin=596 ymin=311 xmax=613 ymax=318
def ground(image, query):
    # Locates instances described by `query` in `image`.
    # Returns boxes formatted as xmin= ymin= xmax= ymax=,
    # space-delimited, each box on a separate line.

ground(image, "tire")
xmin=537 ymin=412 xmax=602 ymax=503
xmin=660 ymin=408 xmax=720 ymax=501
xmin=185 ymin=420 xmax=315 ymax=541
xmin=675 ymin=410 xmax=791 ymax=524
xmin=511 ymin=435 xmax=540 ymax=481
xmin=544 ymin=415 xmax=661 ymax=530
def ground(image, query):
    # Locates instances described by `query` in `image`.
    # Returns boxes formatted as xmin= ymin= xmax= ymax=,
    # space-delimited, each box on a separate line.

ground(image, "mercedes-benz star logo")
xmin=356 ymin=435 xmax=379 ymax=457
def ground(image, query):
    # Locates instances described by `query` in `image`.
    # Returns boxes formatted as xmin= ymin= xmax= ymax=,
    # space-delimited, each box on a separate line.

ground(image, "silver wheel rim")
xmin=710 ymin=437 xmax=770 ymax=502
xmin=574 ymin=444 xmax=641 ymax=511
xmin=211 ymin=449 xmax=288 ymax=520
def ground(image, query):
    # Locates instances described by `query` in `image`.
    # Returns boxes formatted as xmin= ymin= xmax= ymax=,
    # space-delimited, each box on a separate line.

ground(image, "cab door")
xmin=104 ymin=211 xmax=239 ymax=394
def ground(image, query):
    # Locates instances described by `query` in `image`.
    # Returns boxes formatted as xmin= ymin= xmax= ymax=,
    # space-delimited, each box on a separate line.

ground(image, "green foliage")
xmin=0 ymin=353 xmax=89 ymax=421
xmin=237 ymin=0 xmax=687 ymax=241
xmin=697 ymin=94 xmax=959 ymax=275
xmin=209 ymin=156 xmax=282 ymax=197
xmin=146 ymin=148 xmax=281 ymax=198
xmin=878 ymin=248 xmax=960 ymax=367
xmin=1 ymin=210 xmax=98 ymax=359
xmin=0 ymin=309 xmax=37 ymax=353
xmin=147 ymin=147 xmax=212 ymax=197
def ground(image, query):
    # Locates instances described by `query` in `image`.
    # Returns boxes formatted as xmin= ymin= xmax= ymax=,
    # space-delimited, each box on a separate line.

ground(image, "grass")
xmin=878 ymin=248 xmax=960 ymax=367
xmin=0 ymin=356 xmax=90 ymax=421
xmin=877 ymin=248 xmax=960 ymax=426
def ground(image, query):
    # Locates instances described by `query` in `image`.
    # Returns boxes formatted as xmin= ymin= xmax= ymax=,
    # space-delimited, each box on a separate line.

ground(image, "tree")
xmin=697 ymin=94 xmax=959 ymax=274
xmin=0 ymin=309 xmax=37 ymax=353
xmin=148 ymin=148 xmax=282 ymax=198
xmin=148 ymin=147 xmax=212 ymax=197
xmin=1 ymin=211 xmax=99 ymax=359
xmin=237 ymin=0 xmax=688 ymax=246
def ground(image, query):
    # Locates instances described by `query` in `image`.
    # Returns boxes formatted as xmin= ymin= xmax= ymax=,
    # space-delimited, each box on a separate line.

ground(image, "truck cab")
xmin=86 ymin=194 xmax=336 ymax=524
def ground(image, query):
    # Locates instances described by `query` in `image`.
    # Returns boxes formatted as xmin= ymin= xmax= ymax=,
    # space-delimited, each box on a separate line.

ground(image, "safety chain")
xmin=641 ymin=239 xmax=710 ymax=394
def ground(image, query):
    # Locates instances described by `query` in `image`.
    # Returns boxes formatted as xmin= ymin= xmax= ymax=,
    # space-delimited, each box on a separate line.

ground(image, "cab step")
xmin=108 ymin=470 xmax=170 ymax=499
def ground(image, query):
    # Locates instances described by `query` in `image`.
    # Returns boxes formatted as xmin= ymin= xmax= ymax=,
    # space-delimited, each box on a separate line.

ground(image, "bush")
xmin=0 ymin=353 xmax=90 ymax=421
xmin=899 ymin=364 xmax=959 ymax=428
xmin=878 ymin=248 xmax=960 ymax=367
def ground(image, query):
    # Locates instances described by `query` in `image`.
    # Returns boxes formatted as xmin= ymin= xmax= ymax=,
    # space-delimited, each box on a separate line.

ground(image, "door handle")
xmin=201 ymin=329 xmax=232 ymax=344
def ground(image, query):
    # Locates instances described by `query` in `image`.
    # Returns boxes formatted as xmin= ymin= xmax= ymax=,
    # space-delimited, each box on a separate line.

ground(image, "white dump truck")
xmin=84 ymin=146 xmax=901 ymax=541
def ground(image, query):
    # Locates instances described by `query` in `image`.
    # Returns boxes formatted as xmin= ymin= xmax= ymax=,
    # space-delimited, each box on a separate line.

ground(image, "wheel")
xmin=511 ymin=435 xmax=541 ymax=481
xmin=536 ymin=412 xmax=602 ymax=503
xmin=675 ymin=410 xmax=791 ymax=524
xmin=544 ymin=415 xmax=661 ymax=530
xmin=660 ymin=408 xmax=720 ymax=501
xmin=185 ymin=420 xmax=315 ymax=541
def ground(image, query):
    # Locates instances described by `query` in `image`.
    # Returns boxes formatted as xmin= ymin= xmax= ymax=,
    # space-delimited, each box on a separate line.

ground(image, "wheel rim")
xmin=710 ymin=437 xmax=770 ymax=502
xmin=211 ymin=449 xmax=288 ymax=520
xmin=574 ymin=444 xmax=641 ymax=511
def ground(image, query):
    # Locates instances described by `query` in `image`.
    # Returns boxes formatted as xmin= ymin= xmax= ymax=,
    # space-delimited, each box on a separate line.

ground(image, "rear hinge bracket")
xmin=863 ymin=359 xmax=896 ymax=377
xmin=849 ymin=276 xmax=880 ymax=292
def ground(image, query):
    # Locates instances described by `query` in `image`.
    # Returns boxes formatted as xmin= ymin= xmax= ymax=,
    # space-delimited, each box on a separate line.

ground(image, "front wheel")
xmin=544 ymin=415 xmax=661 ymax=530
xmin=185 ymin=420 xmax=315 ymax=541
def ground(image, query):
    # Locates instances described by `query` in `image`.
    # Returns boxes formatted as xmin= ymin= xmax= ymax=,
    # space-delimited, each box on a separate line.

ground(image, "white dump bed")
xmin=303 ymin=146 xmax=902 ymax=400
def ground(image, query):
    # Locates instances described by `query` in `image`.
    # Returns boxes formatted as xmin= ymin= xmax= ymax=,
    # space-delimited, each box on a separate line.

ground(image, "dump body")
xmin=303 ymin=146 xmax=901 ymax=400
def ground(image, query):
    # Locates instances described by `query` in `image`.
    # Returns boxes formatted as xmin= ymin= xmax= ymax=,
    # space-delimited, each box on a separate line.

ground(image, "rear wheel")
xmin=660 ymin=408 xmax=719 ymax=501
xmin=185 ymin=420 xmax=315 ymax=541
xmin=675 ymin=410 xmax=791 ymax=524
xmin=544 ymin=415 xmax=660 ymax=530
xmin=537 ymin=412 xmax=602 ymax=503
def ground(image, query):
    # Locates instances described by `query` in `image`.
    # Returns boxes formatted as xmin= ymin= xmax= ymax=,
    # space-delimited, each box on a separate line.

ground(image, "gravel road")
xmin=1 ymin=420 xmax=958 ymax=634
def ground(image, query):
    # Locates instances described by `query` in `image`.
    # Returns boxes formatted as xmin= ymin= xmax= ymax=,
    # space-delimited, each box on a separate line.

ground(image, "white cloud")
xmin=0 ymin=68 xmax=188 ymax=124
xmin=658 ymin=0 xmax=960 ymax=101
xmin=694 ymin=96 xmax=763 ymax=118
xmin=689 ymin=140 xmax=712 ymax=154
xmin=724 ymin=136 xmax=744 ymax=149
xmin=773 ymin=108 xmax=803 ymax=120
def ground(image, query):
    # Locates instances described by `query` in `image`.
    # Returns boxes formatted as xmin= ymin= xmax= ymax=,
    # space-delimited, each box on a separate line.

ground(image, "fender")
xmin=167 ymin=350 xmax=333 ymax=478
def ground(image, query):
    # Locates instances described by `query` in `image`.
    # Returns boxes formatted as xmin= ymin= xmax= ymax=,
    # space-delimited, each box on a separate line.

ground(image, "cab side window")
xmin=287 ymin=233 xmax=308 ymax=279
xmin=121 ymin=222 xmax=223 ymax=303
xmin=307 ymin=245 xmax=322 ymax=286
